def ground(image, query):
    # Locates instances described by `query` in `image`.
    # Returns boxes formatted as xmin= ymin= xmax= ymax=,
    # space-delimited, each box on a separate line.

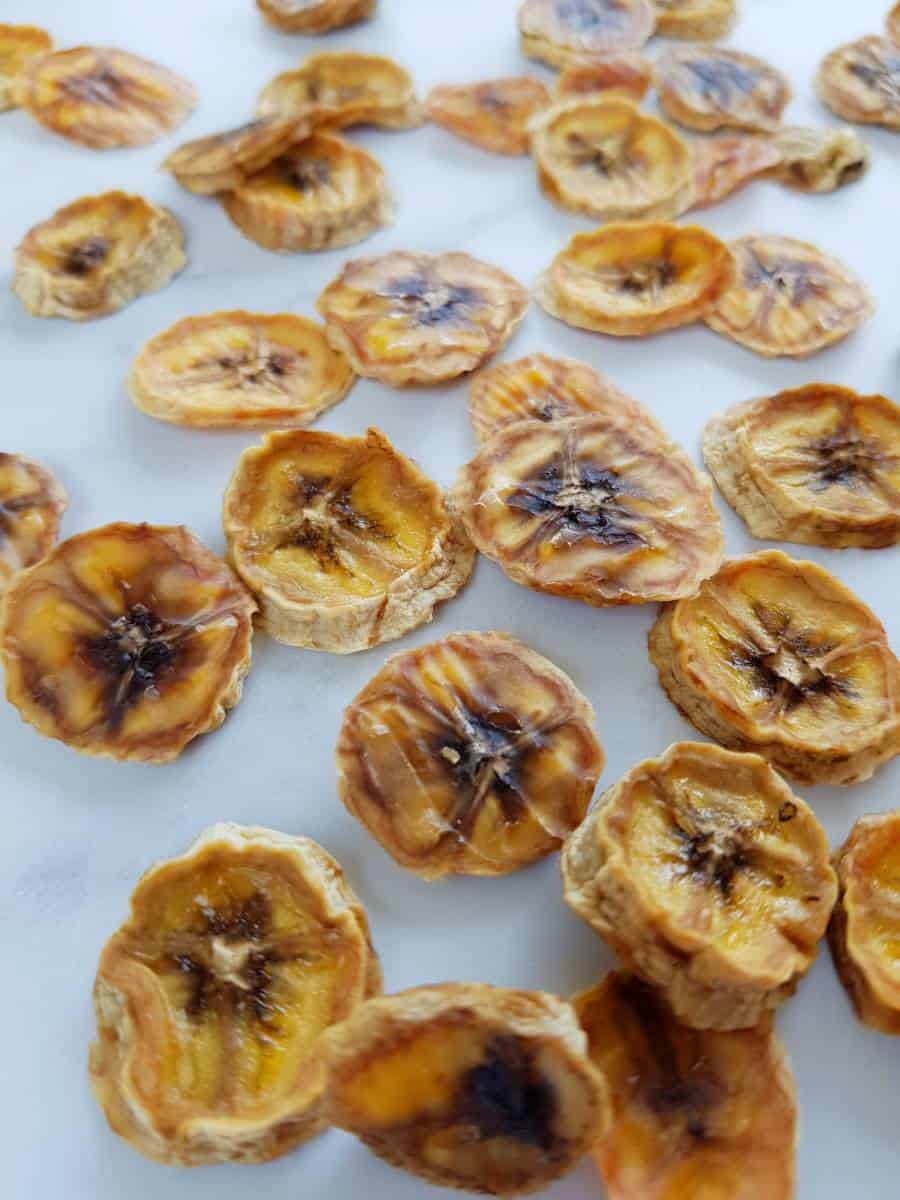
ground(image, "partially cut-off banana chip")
xmin=555 ymin=53 xmax=652 ymax=102
xmin=0 ymin=454 xmax=66 ymax=594
xmin=222 ymin=428 xmax=474 ymax=653
xmin=703 ymin=384 xmax=900 ymax=549
xmin=1 ymin=523 xmax=255 ymax=763
xmin=689 ymin=134 xmax=781 ymax=209
xmin=770 ymin=125 xmax=869 ymax=193
xmin=337 ymin=632 xmax=604 ymax=879
xmin=817 ymin=36 xmax=900 ymax=130
xmin=0 ymin=23 xmax=51 ymax=109
xmin=649 ymin=549 xmax=900 ymax=785
xmin=563 ymin=742 xmax=837 ymax=1029
xmin=518 ymin=0 xmax=656 ymax=69
xmin=257 ymin=52 xmax=422 ymax=130
xmin=12 ymin=191 xmax=185 ymax=321
xmin=651 ymin=0 xmax=737 ymax=40
xmin=321 ymin=983 xmax=610 ymax=1196
xmin=129 ymin=310 xmax=355 ymax=430
xmin=657 ymin=45 xmax=791 ymax=133
xmin=531 ymin=98 xmax=694 ymax=222
xmin=256 ymin=0 xmax=375 ymax=34
xmin=316 ymin=251 xmax=529 ymax=386
xmin=889 ymin=3 xmax=900 ymax=45
xmin=537 ymin=221 xmax=734 ymax=336
xmin=90 ymin=823 xmax=381 ymax=1165
xmin=575 ymin=971 xmax=797 ymax=1200
xmin=426 ymin=77 xmax=551 ymax=156
xmin=704 ymin=234 xmax=873 ymax=358
xmin=163 ymin=117 xmax=308 ymax=196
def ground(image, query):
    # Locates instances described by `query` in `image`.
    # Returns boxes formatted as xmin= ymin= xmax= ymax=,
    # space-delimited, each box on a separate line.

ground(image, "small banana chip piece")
xmin=770 ymin=125 xmax=869 ymax=193
xmin=257 ymin=52 xmax=422 ymax=130
xmin=575 ymin=971 xmax=797 ymax=1199
xmin=317 ymin=251 xmax=529 ymax=386
xmin=426 ymin=77 xmax=551 ymax=155
xmin=337 ymin=631 xmax=604 ymax=879
xmin=704 ymin=234 xmax=873 ymax=358
xmin=256 ymin=0 xmax=375 ymax=34
xmin=531 ymin=98 xmax=694 ymax=221
xmin=518 ymin=0 xmax=656 ymax=69
xmin=703 ymin=384 xmax=900 ymax=549
xmin=0 ymin=454 xmax=66 ymax=594
xmin=651 ymin=0 xmax=737 ymax=40
xmin=649 ymin=549 xmax=900 ymax=784
xmin=0 ymin=23 xmax=51 ymax=109
xmin=563 ymin=742 xmax=837 ymax=1029
xmin=657 ymin=45 xmax=791 ymax=133
xmin=12 ymin=191 xmax=185 ymax=321
xmin=163 ymin=117 xmax=307 ymax=196
xmin=817 ymin=36 xmax=900 ymax=130
xmin=90 ymin=823 xmax=381 ymax=1165
xmin=689 ymin=133 xmax=781 ymax=209
xmin=322 ymin=982 xmax=609 ymax=1195
xmin=1 ymin=523 xmax=255 ymax=763
xmin=536 ymin=221 xmax=734 ymax=336
xmin=222 ymin=428 xmax=474 ymax=653
xmin=555 ymin=53 xmax=653 ymax=102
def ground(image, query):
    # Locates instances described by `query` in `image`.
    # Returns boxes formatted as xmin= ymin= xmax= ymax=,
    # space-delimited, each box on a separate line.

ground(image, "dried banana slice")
xmin=322 ymin=983 xmax=609 ymax=1195
xmin=453 ymin=413 xmax=724 ymax=607
xmin=337 ymin=632 xmax=604 ymax=879
xmin=12 ymin=191 xmax=185 ymax=322
xmin=426 ymin=77 xmax=551 ymax=156
xmin=257 ymin=52 xmax=422 ymax=130
xmin=256 ymin=0 xmax=375 ymax=34
xmin=163 ymin=117 xmax=307 ymax=196
xmin=657 ymin=46 xmax=791 ymax=133
xmin=575 ymin=971 xmax=797 ymax=1199
xmin=129 ymin=311 xmax=355 ymax=430
xmin=648 ymin=549 xmax=900 ymax=785
xmin=690 ymin=134 xmax=781 ymax=209
xmin=890 ymin=3 xmax=900 ymax=45
xmin=0 ymin=454 xmax=66 ymax=594
xmin=703 ymin=384 xmax=900 ymax=549
xmin=531 ymin=98 xmax=694 ymax=221
xmin=830 ymin=811 xmax=900 ymax=1035
xmin=555 ymin=53 xmax=653 ymax=102
xmin=90 ymin=823 xmax=380 ymax=1165
xmin=704 ymin=234 xmax=873 ymax=358
xmin=0 ymin=23 xmax=51 ymax=109
xmin=817 ymin=36 xmax=900 ymax=130
xmin=563 ymin=742 xmax=837 ymax=1029
xmin=518 ymin=0 xmax=656 ymax=69
xmin=316 ymin=251 xmax=529 ymax=386
xmin=651 ymin=0 xmax=737 ymax=40
xmin=1 ymin=523 xmax=255 ymax=763
xmin=222 ymin=428 xmax=474 ymax=653
xmin=770 ymin=125 xmax=869 ymax=193
xmin=537 ymin=221 xmax=734 ymax=337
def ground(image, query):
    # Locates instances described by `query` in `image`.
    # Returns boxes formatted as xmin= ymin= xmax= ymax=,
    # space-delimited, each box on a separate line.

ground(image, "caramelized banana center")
xmin=457 ymin=1037 xmax=556 ymax=1148
xmin=63 ymin=237 xmax=109 ymax=276
xmin=84 ymin=603 xmax=178 ymax=714
xmin=283 ymin=157 xmax=333 ymax=192
xmin=808 ymin=431 xmax=889 ymax=492
xmin=507 ymin=460 xmax=644 ymax=546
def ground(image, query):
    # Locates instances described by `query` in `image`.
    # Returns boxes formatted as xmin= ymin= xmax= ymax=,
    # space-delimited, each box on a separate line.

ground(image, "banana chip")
xmin=0 ymin=454 xmax=66 ymax=594
xmin=257 ymin=52 xmax=422 ymax=130
xmin=689 ymin=134 xmax=781 ymax=209
xmin=651 ymin=0 xmax=737 ymax=40
xmin=163 ymin=117 xmax=308 ymax=196
xmin=817 ymin=36 xmax=900 ymax=130
xmin=518 ymin=0 xmax=656 ymax=69
xmin=555 ymin=54 xmax=652 ymax=102
xmin=657 ymin=46 xmax=791 ymax=133
xmin=426 ymin=77 xmax=551 ymax=155
xmin=770 ymin=125 xmax=869 ymax=193
xmin=889 ymin=3 xmax=900 ymax=45
xmin=0 ymin=23 xmax=51 ymax=109
xmin=90 ymin=823 xmax=380 ymax=1164
xmin=256 ymin=0 xmax=375 ymax=34
xmin=649 ymin=549 xmax=900 ymax=784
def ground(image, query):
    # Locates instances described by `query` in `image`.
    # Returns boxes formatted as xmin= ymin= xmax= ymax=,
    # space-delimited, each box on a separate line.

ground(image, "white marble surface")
xmin=4 ymin=0 xmax=900 ymax=1196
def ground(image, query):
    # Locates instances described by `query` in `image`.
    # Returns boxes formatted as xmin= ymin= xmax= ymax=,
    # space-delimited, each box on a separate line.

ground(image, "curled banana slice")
xmin=426 ymin=77 xmax=551 ymax=155
xmin=518 ymin=0 xmax=656 ymax=69
xmin=555 ymin=53 xmax=652 ymax=102
xmin=770 ymin=125 xmax=869 ymax=193
xmin=0 ymin=454 xmax=66 ymax=594
xmin=256 ymin=0 xmax=375 ymax=34
xmin=690 ymin=134 xmax=781 ymax=209
xmin=0 ymin=23 xmax=51 ymax=109
xmin=257 ymin=52 xmax=422 ymax=130
xmin=817 ymin=36 xmax=900 ymax=130
xmin=90 ymin=823 xmax=380 ymax=1165
xmin=657 ymin=45 xmax=791 ymax=133
xmin=651 ymin=0 xmax=737 ymax=40
xmin=163 ymin=117 xmax=307 ymax=196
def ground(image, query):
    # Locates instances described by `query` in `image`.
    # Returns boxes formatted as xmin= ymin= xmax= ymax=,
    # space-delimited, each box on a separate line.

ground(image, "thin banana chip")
xmin=518 ymin=0 xmax=656 ymax=69
xmin=555 ymin=53 xmax=652 ymax=102
xmin=0 ymin=454 xmax=66 ymax=594
xmin=770 ymin=125 xmax=869 ymax=193
xmin=657 ymin=45 xmax=791 ymax=133
xmin=163 ymin=117 xmax=308 ymax=196
xmin=651 ymin=0 xmax=737 ymax=40
xmin=426 ymin=77 xmax=551 ymax=155
xmin=256 ymin=0 xmax=375 ymax=34
xmin=0 ymin=22 xmax=51 ymax=109
xmin=689 ymin=134 xmax=781 ymax=209
xmin=257 ymin=52 xmax=422 ymax=130
xmin=817 ymin=36 xmax=900 ymax=130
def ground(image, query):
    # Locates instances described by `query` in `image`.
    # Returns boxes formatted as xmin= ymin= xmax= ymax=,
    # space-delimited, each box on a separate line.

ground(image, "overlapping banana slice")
xmin=1 ymin=523 xmax=255 ymax=763
xmin=537 ymin=221 xmax=734 ymax=336
xmin=890 ymin=3 xmax=900 ymax=46
xmin=163 ymin=117 xmax=308 ymax=196
xmin=316 ymin=251 xmax=529 ymax=386
xmin=0 ymin=454 xmax=66 ymax=594
xmin=690 ymin=134 xmax=781 ymax=209
xmin=575 ymin=971 xmax=798 ymax=1200
xmin=530 ymin=98 xmax=694 ymax=221
xmin=256 ymin=0 xmax=375 ymax=34
xmin=90 ymin=823 xmax=381 ymax=1165
xmin=0 ymin=23 xmax=51 ymax=109
xmin=518 ymin=0 xmax=656 ymax=69
xmin=704 ymin=234 xmax=873 ymax=358
xmin=321 ymin=983 xmax=609 ymax=1196
xmin=649 ymin=549 xmax=900 ymax=785
xmin=555 ymin=53 xmax=652 ymax=102
xmin=703 ymin=384 xmax=900 ymax=549
xmin=222 ymin=428 xmax=474 ymax=653
xmin=337 ymin=632 xmax=604 ymax=879
xmin=257 ymin=52 xmax=422 ymax=130
xmin=426 ymin=77 xmax=551 ymax=155
xmin=829 ymin=811 xmax=900 ymax=1035
xmin=817 ymin=36 xmax=900 ymax=130
xmin=12 ymin=191 xmax=185 ymax=321
xmin=563 ymin=742 xmax=837 ymax=1030
xmin=651 ymin=0 xmax=737 ymax=40
xmin=771 ymin=124 xmax=869 ymax=192
xmin=657 ymin=46 xmax=791 ymax=133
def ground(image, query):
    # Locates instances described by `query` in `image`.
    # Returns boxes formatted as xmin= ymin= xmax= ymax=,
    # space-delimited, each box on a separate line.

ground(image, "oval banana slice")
xmin=90 ymin=823 xmax=381 ymax=1165
xmin=518 ymin=0 xmax=656 ymax=69
xmin=1 ymin=523 xmax=255 ymax=763
xmin=555 ymin=53 xmax=653 ymax=102
xmin=0 ymin=22 xmax=51 ymax=109
xmin=704 ymin=234 xmax=873 ymax=358
xmin=657 ymin=45 xmax=791 ymax=133
xmin=257 ymin=52 xmax=422 ymax=130
xmin=316 ymin=251 xmax=529 ymax=386
xmin=163 ymin=117 xmax=307 ymax=196
xmin=537 ymin=221 xmax=734 ymax=336
xmin=649 ymin=549 xmax=900 ymax=784
xmin=817 ymin=36 xmax=900 ymax=130
xmin=651 ymin=0 xmax=737 ymax=40
xmin=574 ymin=971 xmax=797 ymax=1200
xmin=321 ymin=983 xmax=609 ymax=1196
xmin=703 ymin=384 xmax=900 ymax=549
xmin=0 ymin=454 xmax=66 ymax=594
xmin=563 ymin=742 xmax=837 ymax=1030
xmin=770 ymin=125 xmax=869 ymax=193
xmin=426 ymin=77 xmax=551 ymax=155
xmin=256 ymin=0 xmax=375 ymax=34
xmin=690 ymin=134 xmax=781 ymax=209
xmin=531 ymin=98 xmax=694 ymax=222
xmin=222 ymin=428 xmax=474 ymax=653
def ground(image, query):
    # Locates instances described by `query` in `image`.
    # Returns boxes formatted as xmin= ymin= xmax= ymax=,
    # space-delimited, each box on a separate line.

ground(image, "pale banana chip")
xmin=163 ymin=117 xmax=308 ymax=196
xmin=555 ymin=53 xmax=653 ymax=102
xmin=518 ymin=0 xmax=656 ymax=69
xmin=689 ymin=134 xmax=781 ymax=209
xmin=817 ymin=35 xmax=900 ymax=130
xmin=770 ymin=125 xmax=869 ymax=193
xmin=657 ymin=45 xmax=791 ymax=133
xmin=257 ymin=52 xmax=422 ymax=130
xmin=426 ymin=77 xmax=551 ymax=155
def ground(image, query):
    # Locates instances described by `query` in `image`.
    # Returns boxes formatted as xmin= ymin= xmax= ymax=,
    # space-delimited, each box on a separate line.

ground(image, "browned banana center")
xmin=455 ymin=1036 xmax=557 ymax=1149
xmin=722 ymin=614 xmax=854 ymax=712
xmin=849 ymin=47 xmax=900 ymax=102
xmin=382 ymin=273 xmax=479 ymax=327
xmin=284 ymin=158 xmax=333 ymax=192
xmin=64 ymin=237 xmax=109 ymax=276
xmin=437 ymin=707 xmax=531 ymax=830
xmin=566 ymin=132 xmax=624 ymax=175
xmin=216 ymin=347 xmax=293 ymax=388
xmin=674 ymin=820 xmax=751 ymax=898
xmin=808 ymin=431 xmax=887 ymax=491
xmin=619 ymin=259 xmax=675 ymax=296
xmin=62 ymin=65 xmax=124 ymax=106
xmin=506 ymin=460 xmax=645 ymax=546
xmin=279 ymin=472 xmax=390 ymax=567
xmin=84 ymin=604 xmax=182 ymax=719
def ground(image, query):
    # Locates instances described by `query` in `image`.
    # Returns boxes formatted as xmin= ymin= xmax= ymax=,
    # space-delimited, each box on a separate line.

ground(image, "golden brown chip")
xmin=651 ymin=0 xmax=737 ymax=40
xmin=518 ymin=0 xmax=656 ymax=69
xmin=0 ymin=454 xmax=66 ymax=594
xmin=256 ymin=0 xmax=375 ymax=34
xmin=770 ymin=125 xmax=869 ymax=193
xmin=426 ymin=77 xmax=551 ymax=155
xmin=162 ymin=117 xmax=308 ymax=196
xmin=0 ymin=22 xmax=51 ymax=109
xmin=657 ymin=45 xmax=791 ymax=133
xmin=257 ymin=52 xmax=422 ymax=130
xmin=555 ymin=53 xmax=652 ymax=102
xmin=689 ymin=133 xmax=781 ymax=209
xmin=817 ymin=36 xmax=900 ymax=130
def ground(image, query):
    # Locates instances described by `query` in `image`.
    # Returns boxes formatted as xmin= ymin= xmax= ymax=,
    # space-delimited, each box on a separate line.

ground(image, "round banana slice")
xmin=890 ymin=3 xmax=900 ymax=45
xmin=704 ymin=234 xmax=873 ymax=358
xmin=162 ymin=117 xmax=308 ymax=196
xmin=703 ymin=384 xmax=900 ymax=549
xmin=337 ymin=632 xmax=604 ymax=880
xmin=12 ymin=191 xmax=185 ymax=322
xmin=657 ymin=45 xmax=791 ymax=133
xmin=129 ymin=311 xmax=355 ymax=430
xmin=536 ymin=221 xmax=734 ymax=337
xmin=257 ymin=52 xmax=422 ymax=130
xmin=690 ymin=134 xmax=781 ymax=209
xmin=574 ymin=971 xmax=797 ymax=1199
xmin=555 ymin=53 xmax=653 ymax=102
xmin=817 ymin=36 xmax=900 ymax=130
xmin=90 ymin=823 xmax=381 ymax=1165
xmin=256 ymin=0 xmax=375 ymax=34
xmin=453 ymin=413 xmax=724 ymax=607
xmin=648 ymin=549 xmax=900 ymax=785
xmin=222 ymin=428 xmax=474 ymax=653
xmin=563 ymin=742 xmax=837 ymax=1030
xmin=770 ymin=125 xmax=869 ymax=193
xmin=316 ymin=251 xmax=529 ymax=386
xmin=651 ymin=0 xmax=737 ymax=40
xmin=830 ymin=811 xmax=900 ymax=1035
xmin=321 ymin=982 xmax=609 ymax=1196
xmin=221 ymin=133 xmax=392 ymax=253
xmin=426 ymin=77 xmax=551 ymax=156
xmin=0 ymin=23 xmax=51 ymax=109
xmin=1 ymin=523 xmax=255 ymax=763
xmin=518 ymin=0 xmax=656 ymax=69
xmin=0 ymin=454 xmax=66 ymax=594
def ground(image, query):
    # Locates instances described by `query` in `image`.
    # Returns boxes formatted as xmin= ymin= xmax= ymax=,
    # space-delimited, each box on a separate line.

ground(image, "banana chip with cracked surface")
xmin=163 ymin=117 xmax=308 ymax=196
xmin=322 ymin=983 xmax=609 ymax=1195
xmin=555 ymin=54 xmax=652 ymax=102
xmin=563 ymin=742 xmax=837 ymax=1030
xmin=257 ymin=52 xmax=421 ymax=130
xmin=770 ymin=125 xmax=869 ymax=193
xmin=426 ymin=78 xmax=551 ymax=155
xmin=689 ymin=134 xmax=781 ymax=209
xmin=651 ymin=0 xmax=736 ymax=40
xmin=256 ymin=0 xmax=375 ymax=33
xmin=657 ymin=46 xmax=791 ymax=133
xmin=649 ymin=549 xmax=900 ymax=784
xmin=0 ymin=454 xmax=66 ymax=594
xmin=817 ymin=36 xmax=900 ymax=130
xmin=90 ymin=823 xmax=380 ymax=1165
xmin=0 ymin=23 xmax=51 ymax=109
xmin=518 ymin=0 xmax=656 ymax=69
